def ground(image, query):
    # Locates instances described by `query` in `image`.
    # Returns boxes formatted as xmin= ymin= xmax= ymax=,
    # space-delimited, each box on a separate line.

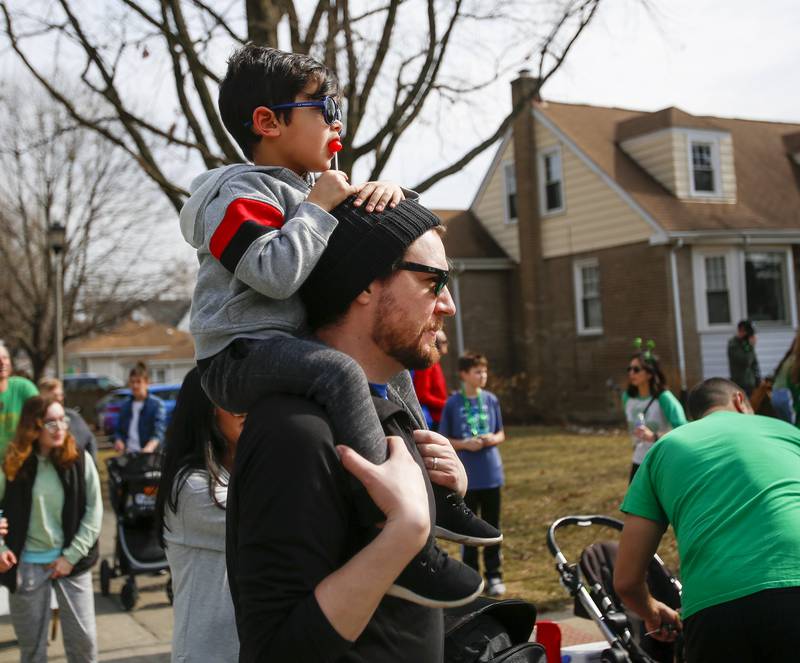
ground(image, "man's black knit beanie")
xmin=301 ymin=195 xmax=441 ymax=329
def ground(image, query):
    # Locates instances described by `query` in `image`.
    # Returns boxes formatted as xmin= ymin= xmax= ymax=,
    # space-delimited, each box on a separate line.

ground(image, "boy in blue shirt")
xmin=180 ymin=45 xmax=494 ymax=606
xmin=440 ymin=352 xmax=506 ymax=596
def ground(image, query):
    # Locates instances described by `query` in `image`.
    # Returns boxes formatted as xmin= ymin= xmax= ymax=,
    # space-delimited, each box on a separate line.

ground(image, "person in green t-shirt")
xmin=614 ymin=377 xmax=800 ymax=663
xmin=0 ymin=342 xmax=38 ymax=458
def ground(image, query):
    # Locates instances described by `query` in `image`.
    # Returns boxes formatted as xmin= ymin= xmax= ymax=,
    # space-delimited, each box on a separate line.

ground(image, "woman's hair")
xmin=156 ymin=368 xmax=231 ymax=546
xmin=790 ymin=331 xmax=800 ymax=385
xmin=625 ymin=351 xmax=668 ymax=398
xmin=3 ymin=396 xmax=79 ymax=481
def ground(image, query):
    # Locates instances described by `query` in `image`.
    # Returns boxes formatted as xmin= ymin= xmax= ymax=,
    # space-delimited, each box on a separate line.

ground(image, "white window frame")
xmin=502 ymin=161 xmax=517 ymax=224
xmin=538 ymin=145 xmax=565 ymax=216
xmin=573 ymin=258 xmax=603 ymax=335
xmin=692 ymin=246 xmax=798 ymax=332
xmin=686 ymin=130 xmax=722 ymax=197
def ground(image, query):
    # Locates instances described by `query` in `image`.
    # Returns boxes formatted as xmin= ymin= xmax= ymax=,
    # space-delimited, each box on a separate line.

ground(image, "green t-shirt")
xmin=621 ymin=411 xmax=800 ymax=619
xmin=0 ymin=377 xmax=38 ymax=458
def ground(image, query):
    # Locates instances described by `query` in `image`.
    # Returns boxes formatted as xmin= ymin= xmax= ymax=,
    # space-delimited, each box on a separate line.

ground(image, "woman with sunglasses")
xmin=157 ymin=368 xmax=245 ymax=662
xmin=0 ymin=395 xmax=102 ymax=662
xmin=623 ymin=351 xmax=687 ymax=482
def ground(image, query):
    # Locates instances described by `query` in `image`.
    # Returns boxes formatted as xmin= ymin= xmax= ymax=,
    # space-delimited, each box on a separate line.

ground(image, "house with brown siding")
xmin=440 ymin=72 xmax=800 ymax=422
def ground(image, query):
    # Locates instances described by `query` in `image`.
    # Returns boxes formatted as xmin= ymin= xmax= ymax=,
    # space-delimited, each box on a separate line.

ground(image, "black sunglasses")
xmin=395 ymin=261 xmax=450 ymax=295
xmin=627 ymin=365 xmax=643 ymax=374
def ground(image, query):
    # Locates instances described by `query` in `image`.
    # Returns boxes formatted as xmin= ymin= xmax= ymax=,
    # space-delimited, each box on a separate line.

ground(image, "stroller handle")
xmin=546 ymin=514 xmax=624 ymax=557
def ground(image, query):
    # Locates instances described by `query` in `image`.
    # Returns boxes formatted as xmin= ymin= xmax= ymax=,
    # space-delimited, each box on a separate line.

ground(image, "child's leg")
xmin=201 ymin=335 xmax=386 ymax=463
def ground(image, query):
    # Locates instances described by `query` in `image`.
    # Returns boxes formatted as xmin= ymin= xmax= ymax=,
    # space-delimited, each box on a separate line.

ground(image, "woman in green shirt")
xmin=0 ymin=395 xmax=102 ymax=662
xmin=623 ymin=351 xmax=687 ymax=482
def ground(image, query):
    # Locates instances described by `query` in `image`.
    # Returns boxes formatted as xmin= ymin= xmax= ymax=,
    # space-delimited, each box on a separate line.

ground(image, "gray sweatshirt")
xmin=179 ymin=164 xmax=338 ymax=359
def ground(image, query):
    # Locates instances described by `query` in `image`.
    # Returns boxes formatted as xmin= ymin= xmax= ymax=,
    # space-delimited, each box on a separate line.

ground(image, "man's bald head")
xmin=687 ymin=377 xmax=753 ymax=420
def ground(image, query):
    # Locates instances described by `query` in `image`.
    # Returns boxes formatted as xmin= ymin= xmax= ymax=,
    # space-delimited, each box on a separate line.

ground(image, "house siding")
xmin=620 ymin=129 xmax=679 ymax=194
xmin=534 ymin=121 xmax=654 ymax=258
xmin=472 ymin=140 xmax=521 ymax=261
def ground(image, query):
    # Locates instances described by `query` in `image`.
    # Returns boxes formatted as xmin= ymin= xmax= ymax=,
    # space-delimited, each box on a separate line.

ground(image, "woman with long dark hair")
xmin=623 ymin=350 xmax=687 ymax=482
xmin=156 ymin=368 xmax=244 ymax=663
xmin=0 ymin=395 xmax=102 ymax=662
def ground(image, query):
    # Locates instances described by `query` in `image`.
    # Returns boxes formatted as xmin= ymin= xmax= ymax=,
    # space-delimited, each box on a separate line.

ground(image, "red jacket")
xmin=413 ymin=363 xmax=448 ymax=423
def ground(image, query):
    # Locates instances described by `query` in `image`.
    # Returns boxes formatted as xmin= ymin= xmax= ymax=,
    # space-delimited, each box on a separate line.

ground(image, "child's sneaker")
xmin=387 ymin=537 xmax=484 ymax=608
xmin=485 ymin=576 xmax=507 ymax=597
xmin=434 ymin=489 xmax=503 ymax=546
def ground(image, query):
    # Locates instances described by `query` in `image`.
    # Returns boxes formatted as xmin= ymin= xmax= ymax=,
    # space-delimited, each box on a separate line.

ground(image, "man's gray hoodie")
xmin=179 ymin=164 xmax=339 ymax=359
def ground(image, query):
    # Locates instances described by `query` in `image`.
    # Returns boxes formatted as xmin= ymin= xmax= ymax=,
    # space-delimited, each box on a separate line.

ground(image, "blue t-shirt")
xmin=439 ymin=390 xmax=504 ymax=490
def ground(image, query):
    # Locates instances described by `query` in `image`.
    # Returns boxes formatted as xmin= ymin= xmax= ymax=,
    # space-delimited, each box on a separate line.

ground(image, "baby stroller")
xmin=546 ymin=515 xmax=683 ymax=663
xmin=100 ymin=452 xmax=172 ymax=611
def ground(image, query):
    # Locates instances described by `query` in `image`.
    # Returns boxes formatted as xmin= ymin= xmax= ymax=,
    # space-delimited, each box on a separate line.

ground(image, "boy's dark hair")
xmin=458 ymin=352 xmax=488 ymax=373
xmin=687 ymin=377 xmax=747 ymax=420
xmin=129 ymin=361 xmax=149 ymax=380
xmin=219 ymin=44 xmax=340 ymax=160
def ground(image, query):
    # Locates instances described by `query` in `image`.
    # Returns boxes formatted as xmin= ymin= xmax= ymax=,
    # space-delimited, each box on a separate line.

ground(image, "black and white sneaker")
xmin=434 ymin=490 xmax=503 ymax=546
xmin=387 ymin=537 xmax=484 ymax=608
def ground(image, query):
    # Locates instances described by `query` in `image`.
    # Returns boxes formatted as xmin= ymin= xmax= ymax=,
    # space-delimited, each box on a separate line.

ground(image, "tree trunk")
xmin=245 ymin=0 xmax=285 ymax=46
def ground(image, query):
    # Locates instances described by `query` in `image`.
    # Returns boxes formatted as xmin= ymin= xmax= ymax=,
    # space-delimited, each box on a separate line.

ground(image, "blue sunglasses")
xmin=245 ymin=96 xmax=342 ymax=127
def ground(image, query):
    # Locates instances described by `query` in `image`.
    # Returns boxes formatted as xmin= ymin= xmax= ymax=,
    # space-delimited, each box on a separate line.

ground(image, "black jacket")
xmin=0 ymin=449 xmax=98 ymax=592
xmin=227 ymin=393 xmax=443 ymax=663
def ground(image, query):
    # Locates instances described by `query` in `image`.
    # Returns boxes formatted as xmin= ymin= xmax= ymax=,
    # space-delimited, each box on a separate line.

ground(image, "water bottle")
xmin=636 ymin=412 xmax=646 ymax=430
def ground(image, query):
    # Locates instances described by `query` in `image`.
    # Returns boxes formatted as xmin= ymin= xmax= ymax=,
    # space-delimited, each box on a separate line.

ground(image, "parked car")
xmin=63 ymin=374 xmax=124 ymax=427
xmin=96 ymin=383 xmax=181 ymax=437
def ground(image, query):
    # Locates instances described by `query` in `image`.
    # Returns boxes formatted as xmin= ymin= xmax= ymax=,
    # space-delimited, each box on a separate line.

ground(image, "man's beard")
xmin=372 ymin=290 xmax=442 ymax=370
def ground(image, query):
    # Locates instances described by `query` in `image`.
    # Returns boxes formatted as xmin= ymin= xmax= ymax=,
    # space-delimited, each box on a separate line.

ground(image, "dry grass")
xmin=441 ymin=426 xmax=679 ymax=612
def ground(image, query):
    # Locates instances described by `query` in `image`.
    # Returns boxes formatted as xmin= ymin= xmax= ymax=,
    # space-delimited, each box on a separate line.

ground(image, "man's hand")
xmin=0 ymin=550 xmax=16 ymax=573
xmin=47 ymin=556 xmax=74 ymax=579
xmin=413 ymin=429 xmax=467 ymax=495
xmin=353 ymin=181 xmax=405 ymax=212
xmin=307 ymin=170 xmax=357 ymax=212
xmin=643 ymin=599 xmax=682 ymax=642
xmin=142 ymin=439 xmax=160 ymax=453
xmin=337 ymin=436 xmax=430 ymax=547
xmin=114 ymin=439 xmax=125 ymax=454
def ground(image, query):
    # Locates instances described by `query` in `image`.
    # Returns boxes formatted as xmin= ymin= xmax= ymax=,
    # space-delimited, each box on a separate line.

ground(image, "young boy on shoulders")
xmin=439 ymin=352 xmax=507 ymax=596
xmin=179 ymin=44 xmax=496 ymax=607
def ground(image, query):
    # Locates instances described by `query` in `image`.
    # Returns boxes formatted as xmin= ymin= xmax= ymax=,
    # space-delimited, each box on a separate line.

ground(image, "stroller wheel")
xmin=100 ymin=560 xmax=112 ymax=597
xmin=601 ymin=646 xmax=629 ymax=663
xmin=166 ymin=576 xmax=174 ymax=605
xmin=120 ymin=578 xmax=138 ymax=611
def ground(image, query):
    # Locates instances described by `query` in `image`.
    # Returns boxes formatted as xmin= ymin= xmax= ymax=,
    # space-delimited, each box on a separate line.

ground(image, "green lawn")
xmin=442 ymin=426 xmax=679 ymax=612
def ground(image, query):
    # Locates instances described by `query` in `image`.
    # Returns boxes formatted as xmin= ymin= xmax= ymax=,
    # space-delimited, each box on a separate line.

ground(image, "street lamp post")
xmin=48 ymin=222 xmax=66 ymax=380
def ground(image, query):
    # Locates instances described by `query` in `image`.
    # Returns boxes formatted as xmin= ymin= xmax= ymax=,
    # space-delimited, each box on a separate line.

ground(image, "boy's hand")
xmin=354 ymin=181 xmax=405 ymax=212
xmin=307 ymin=170 xmax=356 ymax=212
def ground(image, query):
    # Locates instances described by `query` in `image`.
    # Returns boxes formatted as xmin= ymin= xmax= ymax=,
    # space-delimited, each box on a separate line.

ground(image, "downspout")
xmin=669 ymin=240 xmax=687 ymax=394
xmin=451 ymin=270 xmax=466 ymax=357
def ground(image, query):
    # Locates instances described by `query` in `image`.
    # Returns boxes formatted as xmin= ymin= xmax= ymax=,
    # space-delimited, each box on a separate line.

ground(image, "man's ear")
xmin=732 ymin=390 xmax=753 ymax=414
xmin=251 ymin=106 xmax=281 ymax=138
xmin=354 ymin=288 xmax=372 ymax=305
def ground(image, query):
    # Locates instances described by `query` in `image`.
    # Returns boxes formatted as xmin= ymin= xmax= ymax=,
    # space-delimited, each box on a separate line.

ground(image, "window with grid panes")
xmin=704 ymin=255 xmax=731 ymax=324
xmin=580 ymin=264 xmax=602 ymax=330
xmin=745 ymin=252 xmax=787 ymax=322
xmin=691 ymin=142 xmax=715 ymax=192
xmin=542 ymin=150 xmax=563 ymax=212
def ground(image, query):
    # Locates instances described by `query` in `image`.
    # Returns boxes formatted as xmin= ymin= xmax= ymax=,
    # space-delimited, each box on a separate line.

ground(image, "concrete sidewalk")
xmin=0 ymin=505 xmax=173 ymax=662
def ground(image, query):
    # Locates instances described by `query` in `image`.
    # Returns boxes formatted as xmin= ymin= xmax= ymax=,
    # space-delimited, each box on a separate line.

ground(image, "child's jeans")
xmin=198 ymin=333 xmax=424 ymax=465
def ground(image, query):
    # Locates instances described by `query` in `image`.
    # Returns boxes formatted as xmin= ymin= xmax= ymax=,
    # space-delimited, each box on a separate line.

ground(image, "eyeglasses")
xmin=268 ymin=96 xmax=342 ymax=126
xmin=42 ymin=416 xmax=70 ymax=433
xmin=627 ymin=366 xmax=643 ymax=374
xmin=395 ymin=261 xmax=450 ymax=295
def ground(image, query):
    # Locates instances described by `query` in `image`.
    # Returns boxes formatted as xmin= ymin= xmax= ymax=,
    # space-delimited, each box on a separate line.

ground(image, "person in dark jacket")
xmin=38 ymin=377 xmax=97 ymax=461
xmin=0 ymin=395 xmax=102 ymax=662
xmin=227 ymin=200 xmax=473 ymax=662
xmin=727 ymin=320 xmax=761 ymax=395
xmin=114 ymin=362 xmax=166 ymax=454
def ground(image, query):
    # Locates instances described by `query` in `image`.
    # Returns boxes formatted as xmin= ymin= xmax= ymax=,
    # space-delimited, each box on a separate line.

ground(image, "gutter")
xmin=669 ymin=240 xmax=688 ymax=393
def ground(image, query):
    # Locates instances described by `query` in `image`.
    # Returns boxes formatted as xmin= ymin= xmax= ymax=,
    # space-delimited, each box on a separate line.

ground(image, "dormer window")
xmin=687 ymin=133 xmax=721 ymax=197
xmin=538 ymin=146 xmax=564 ymax=215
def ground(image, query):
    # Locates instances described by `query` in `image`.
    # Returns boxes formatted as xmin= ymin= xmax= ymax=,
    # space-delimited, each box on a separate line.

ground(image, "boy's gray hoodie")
xmin=179 ymin=164 xmax=338 ymax=360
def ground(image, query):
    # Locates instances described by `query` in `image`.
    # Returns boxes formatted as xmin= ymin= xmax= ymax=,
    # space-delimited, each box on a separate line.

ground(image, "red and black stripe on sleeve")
xmin=209 ymin=198 xmax=286 ymax=273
